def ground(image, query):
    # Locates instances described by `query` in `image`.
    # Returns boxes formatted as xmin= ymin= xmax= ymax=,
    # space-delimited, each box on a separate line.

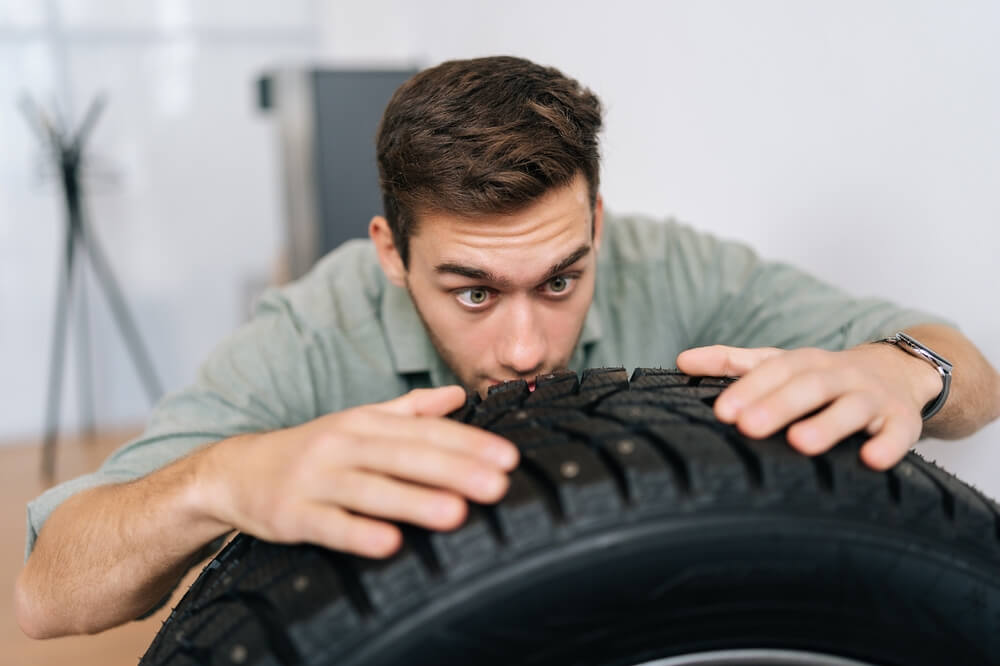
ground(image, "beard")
xmin=404 ymin=281 xmax=585 ymax=397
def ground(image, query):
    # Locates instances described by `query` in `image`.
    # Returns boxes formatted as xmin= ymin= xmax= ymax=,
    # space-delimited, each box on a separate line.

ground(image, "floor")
xmin=1 ymin=429 xmax=203 ymax=666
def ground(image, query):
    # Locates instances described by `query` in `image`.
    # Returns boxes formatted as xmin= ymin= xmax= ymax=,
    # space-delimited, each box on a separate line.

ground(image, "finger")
xmin=714 ymin=348 xmax=834 ymax=423
xmin=734 ymin=364 xmax=869 ymax=438
xmin=326 ymin=470 xmax=468 ymax=531
xmin=347 ymin=438 xmax=511 ymax=504
xmin=676 ymin=345 xmax=784 ymax=378
xmin=785 ymin=391 xmax=881 ymax=456
xmin=292 ymin=504 xmax=402 ymax=558
xmin=348 ymin=408 xmax=519 ymax=470
xmin=859 ymin=412 xmax=922 ymax=471
xmin=376 ymin=385 xmax=468 ymax=417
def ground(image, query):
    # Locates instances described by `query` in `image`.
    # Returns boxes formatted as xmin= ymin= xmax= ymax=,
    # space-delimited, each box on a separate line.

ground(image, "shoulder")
xmin=255 ymin=239 xmax=386 ymax=335
xmin=600 ymin=211 xmax=757 ymax=269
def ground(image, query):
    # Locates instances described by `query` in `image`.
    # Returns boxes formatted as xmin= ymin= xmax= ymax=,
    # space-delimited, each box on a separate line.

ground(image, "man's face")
xmin=372 ymin=174 xmax=603 ymax=398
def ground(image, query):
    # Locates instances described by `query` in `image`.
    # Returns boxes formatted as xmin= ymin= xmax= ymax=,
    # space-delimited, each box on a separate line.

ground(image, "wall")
xmin=0 ymin=0 xmax=321 ymax=440
xmin=320 ymin=0 xmax=1000 ymax=493
xmin=2 ymin=1 xmax=997 ymax=495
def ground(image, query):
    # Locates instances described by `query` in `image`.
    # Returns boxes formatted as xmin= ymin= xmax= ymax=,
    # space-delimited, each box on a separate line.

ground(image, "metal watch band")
xmin=876 ymin=332 xmax=953 ymax=421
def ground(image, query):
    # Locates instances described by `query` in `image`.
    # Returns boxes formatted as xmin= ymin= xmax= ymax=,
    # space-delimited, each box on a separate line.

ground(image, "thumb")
xmin=376 ymin=385 xmax=469 ymax=417
xmin=676 ymin=345 xmax=784 ymax=377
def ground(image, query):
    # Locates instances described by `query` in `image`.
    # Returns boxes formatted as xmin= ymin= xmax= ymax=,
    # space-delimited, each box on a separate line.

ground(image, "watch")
xmin=876 ymin=332 xmax=953 ymax=421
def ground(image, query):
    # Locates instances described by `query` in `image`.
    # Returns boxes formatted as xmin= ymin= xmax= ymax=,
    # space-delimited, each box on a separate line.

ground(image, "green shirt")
xmin=25 ymin=214 xmax=953 ymax=557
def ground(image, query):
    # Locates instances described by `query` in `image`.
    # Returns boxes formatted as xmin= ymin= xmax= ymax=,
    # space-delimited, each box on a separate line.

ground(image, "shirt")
xmin=25 ymin=213 xmax=954 ymax=557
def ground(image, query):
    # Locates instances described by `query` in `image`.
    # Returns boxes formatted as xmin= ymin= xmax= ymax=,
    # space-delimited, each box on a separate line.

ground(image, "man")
xmin=16 ymin=56 xmax=1000 ymax=639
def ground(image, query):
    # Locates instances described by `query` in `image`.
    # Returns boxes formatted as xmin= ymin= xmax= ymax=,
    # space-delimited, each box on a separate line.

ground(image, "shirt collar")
xmin=381 ymin=280 xmax=605 ymax=379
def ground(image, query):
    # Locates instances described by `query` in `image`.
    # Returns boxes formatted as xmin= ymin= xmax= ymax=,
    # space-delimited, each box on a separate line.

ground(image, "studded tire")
xmin=140 ymin=368 xmax=1000 ymax=666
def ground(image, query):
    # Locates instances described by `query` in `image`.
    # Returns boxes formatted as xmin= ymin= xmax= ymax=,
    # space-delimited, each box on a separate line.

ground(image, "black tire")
xmin=140 ymin=368 xmax=1000 ymax=666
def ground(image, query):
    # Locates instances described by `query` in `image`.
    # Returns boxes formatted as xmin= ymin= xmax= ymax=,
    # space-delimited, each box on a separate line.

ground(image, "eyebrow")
xmin=435 ymin=243 xmax=592 ymax=288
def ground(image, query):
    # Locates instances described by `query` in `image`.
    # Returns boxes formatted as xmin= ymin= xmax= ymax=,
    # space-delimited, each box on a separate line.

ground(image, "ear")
xmin=369 ymin=215 xmax=407 ymax=287
xmin=592 ymin=193 xmax=605 ymax=253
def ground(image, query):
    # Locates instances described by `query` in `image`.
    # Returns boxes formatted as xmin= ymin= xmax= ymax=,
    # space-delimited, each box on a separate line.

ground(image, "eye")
xmin=543 ymin=275 xmax=576 ymax=295
xmin=456 ymin=287 xmax=493 ymax=308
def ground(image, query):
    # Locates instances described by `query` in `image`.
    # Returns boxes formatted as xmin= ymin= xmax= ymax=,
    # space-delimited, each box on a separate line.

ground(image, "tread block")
xmin=594 ymin=433 xmax=682 ymax=506
xmin=499 ymin=427 xmax=573 ymax=451
xmin=549 ymin=416 xmax=633 ymax=441
xmin=580 ymin=367 xmax=629 ymax=391
xmin=485 ymin=380 xmax=531 ymax=407
xmin=823 ymin=437 xmax=891 ymax=509
xmin=643 ymin=423 xmax=751 ymax=495
xmin=523 ymin=442 xmax=624 ymax=525
xmin=356 ymin=546 xmax=432 ymax=613
xmin=893 ymin=459 xmax=947 ymax=523
xmin=629 ymin=368 xmax=690 ymax=390
xmin=593 ymin=403 xmax=688 ymax=426
xmin=739 ymin=434 xmax=827 ymax=499
xmin=910 ymin=456 xmax=998 ymax=544
xmin=524 ymin=371 xmax=579 ymax=404
xmin=174 ymin=601 xmax=279 ymax=666
xmin=490 ymin=406 xmax=585 ymax=430
xmin=429 ymin=505 xmax=500 ymax=578
xmin=495 ymin=469 xmax=557 ymax=549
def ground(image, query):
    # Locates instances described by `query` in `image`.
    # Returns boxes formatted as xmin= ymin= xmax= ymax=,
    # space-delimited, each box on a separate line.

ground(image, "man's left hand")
xmin=676 ymin=344 xmax=942 ymax=471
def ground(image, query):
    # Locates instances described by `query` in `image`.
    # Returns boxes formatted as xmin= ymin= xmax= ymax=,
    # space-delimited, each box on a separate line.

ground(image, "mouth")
xmin=488 ymin=379 xmax=537 ymax=392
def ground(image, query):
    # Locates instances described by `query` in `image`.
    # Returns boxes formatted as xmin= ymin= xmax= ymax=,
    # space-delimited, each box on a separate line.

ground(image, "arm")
xmin=677 ymin=324 xmax=1000 ymax=470
xmin=15 ymin=387 xmax=519 ymax=638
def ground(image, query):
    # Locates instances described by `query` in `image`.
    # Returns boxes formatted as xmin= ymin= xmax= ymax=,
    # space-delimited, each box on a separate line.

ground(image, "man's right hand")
xmin=16 ymin=386 xmax=517 ymax=638
xmin=195 ymin=385 xmax=519 ymax=558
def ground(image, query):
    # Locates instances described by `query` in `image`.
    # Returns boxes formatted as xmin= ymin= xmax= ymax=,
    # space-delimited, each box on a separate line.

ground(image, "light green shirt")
xmin=25 ymin=214 xmax=953 ymax=557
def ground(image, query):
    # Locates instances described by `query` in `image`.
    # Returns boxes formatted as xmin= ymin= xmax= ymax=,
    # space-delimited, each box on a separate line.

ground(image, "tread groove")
xmin=479 ymin=502 xmax=508 ymax=545
xmin=590 ymin=440 xmax=633 ymax=504
xmin=402 ymin=526 xmax=443 ymax=579
xmin=517 ymin=456 xmax=567 ymax=523
xmin=320 ymin=550 xmax=375 ymax=619
xmin=812 ymin=455 xmax=834 ymax=493
xmin=633 ymin=425 xmax=692 ymax=495
xmin=910 ymin=463 xmax=956 ymax=521
xmin=887 ymin=468 xmax=902 ymax=505
xmin=720 ymin=430 xmax=764 ymax=488
xmin=234 ymin=592 xmax=302 ymax=666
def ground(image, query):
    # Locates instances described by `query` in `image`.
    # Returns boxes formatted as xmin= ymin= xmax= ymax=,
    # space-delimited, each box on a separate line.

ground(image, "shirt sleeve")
xmin=24 ymin=288 xmax=322 ymax=561
xmin=666 ymin=221 xmax=958 ymax=351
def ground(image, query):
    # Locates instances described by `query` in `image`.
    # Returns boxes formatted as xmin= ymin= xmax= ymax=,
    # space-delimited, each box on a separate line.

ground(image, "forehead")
xmin=408 ymin=176 xmax=592 ymax=266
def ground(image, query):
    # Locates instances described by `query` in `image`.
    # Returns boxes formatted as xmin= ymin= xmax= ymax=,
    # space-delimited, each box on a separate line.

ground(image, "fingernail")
xmin=716 ymin=398 xmax=741 ymax=421
xmin=489 ymin=444 xmax=519 ymax=468
xmin=474 ymin=471 xmax=505 ymax=497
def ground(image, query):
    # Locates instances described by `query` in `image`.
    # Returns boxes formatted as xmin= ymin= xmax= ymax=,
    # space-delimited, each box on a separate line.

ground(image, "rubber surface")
xmin=141 ymin=368 xmax=1000 ymax=666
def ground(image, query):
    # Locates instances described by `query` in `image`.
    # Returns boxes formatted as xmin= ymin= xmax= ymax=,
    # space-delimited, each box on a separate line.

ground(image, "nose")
xmin=497 ymin=296 xmax=547 ymax=378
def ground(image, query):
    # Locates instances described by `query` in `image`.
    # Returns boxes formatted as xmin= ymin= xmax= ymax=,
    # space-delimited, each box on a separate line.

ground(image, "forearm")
xmin=900 ymin=324 xmax=1000 ymax=439
xmin=14 ymin=440 xmax=235 ymax=638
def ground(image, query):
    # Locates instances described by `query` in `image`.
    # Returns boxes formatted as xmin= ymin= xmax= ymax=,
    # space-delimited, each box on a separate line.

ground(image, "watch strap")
xmin=876 ymin=332 xmax=953 ymax=421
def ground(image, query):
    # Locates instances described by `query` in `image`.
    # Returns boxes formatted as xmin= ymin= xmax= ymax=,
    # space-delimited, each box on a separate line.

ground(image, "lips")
xmin=488 ymin=379 xmax=538 ymax=392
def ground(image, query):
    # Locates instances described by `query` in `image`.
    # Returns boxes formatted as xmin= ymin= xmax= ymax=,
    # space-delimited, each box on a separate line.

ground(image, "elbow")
xmin=14 ymin=567 xmax=50 ymax=639
xmin=14 ymin=564 xmax=70 ymax=640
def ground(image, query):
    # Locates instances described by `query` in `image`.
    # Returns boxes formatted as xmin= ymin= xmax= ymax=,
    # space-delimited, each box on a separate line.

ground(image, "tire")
xmin=140 ymin=368 xmax=1000 ymax=666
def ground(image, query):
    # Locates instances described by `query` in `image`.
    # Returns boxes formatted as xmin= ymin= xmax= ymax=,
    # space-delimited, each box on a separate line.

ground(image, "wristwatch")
xmin=876 ymin=332 xmax=953 ymax=421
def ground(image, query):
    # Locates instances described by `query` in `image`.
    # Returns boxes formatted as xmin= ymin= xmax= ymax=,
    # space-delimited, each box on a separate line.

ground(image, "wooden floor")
xmin=1 ymin=429 xmax=203 ymax=666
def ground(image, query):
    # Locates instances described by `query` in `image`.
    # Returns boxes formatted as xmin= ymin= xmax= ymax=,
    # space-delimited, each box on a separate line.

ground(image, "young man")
xmin=16 ymin=56 xmax=1000 ymax=638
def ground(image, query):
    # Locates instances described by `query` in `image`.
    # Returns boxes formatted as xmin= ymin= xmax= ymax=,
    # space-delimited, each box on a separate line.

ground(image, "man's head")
xmin=369 ymin=56 xmax=605 ymax=396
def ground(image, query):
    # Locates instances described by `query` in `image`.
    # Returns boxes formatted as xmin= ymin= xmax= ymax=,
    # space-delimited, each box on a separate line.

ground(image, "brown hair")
xmin=376 ymin=56 xmax=604 ymax=266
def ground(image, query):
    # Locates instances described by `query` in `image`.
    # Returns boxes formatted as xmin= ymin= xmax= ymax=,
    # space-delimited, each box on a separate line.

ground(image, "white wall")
xmin=0 ymin=0 xmax=321 ymax=440
xmin=2 ymin=2 xmax=997 ymax=496
xmin=320 ymin=0 xmax=1000 ymax=493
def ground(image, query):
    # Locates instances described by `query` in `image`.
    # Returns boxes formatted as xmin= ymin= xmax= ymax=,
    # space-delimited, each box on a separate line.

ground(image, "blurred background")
xmin=1 ymin=0 xmax=998 ymax=661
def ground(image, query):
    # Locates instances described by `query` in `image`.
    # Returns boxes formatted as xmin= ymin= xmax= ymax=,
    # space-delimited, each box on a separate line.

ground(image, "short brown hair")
xmin=376 ymin=56 xmax=604 ymax=266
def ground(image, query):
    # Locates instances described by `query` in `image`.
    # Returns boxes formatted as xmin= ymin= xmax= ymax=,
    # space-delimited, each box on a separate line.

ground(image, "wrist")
xmin=184 ymin=437 xmax=244 ymax=536
xmin=863 ymin=339 xmax=945 ymax=416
